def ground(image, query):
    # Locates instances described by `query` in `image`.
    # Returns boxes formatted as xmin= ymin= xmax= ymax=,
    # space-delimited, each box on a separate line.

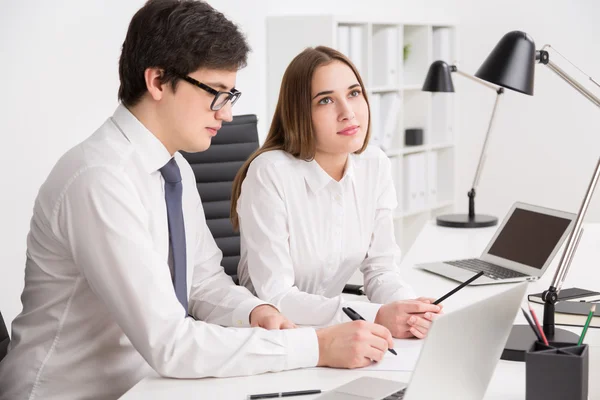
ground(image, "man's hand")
xmin=249 ymin=305 xmax=296 ymax=330
xmin=315 ymin=321 xmax=394 ymax=369
xmin=375 ymin=299 xmax=442 ymax=339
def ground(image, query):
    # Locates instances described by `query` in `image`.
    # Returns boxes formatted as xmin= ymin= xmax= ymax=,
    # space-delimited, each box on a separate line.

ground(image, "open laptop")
xmin=416 ymin=202 xmax=575 ymax=285
xmin=316 ymin=282 xmax=529 ymax=400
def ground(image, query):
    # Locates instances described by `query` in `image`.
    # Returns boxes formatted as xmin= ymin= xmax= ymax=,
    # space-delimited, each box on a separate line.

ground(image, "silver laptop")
xmin=416 ymin=202 xmax=575 ymax=285
xmin=317 ymin=282 xmax=529 ymax=400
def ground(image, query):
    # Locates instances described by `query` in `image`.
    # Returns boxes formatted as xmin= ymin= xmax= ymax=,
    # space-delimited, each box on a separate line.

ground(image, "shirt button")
xmin=334 ymin=194 xmax=341 ymax=201
xmin=237 ymin=320 xmax=243 ymax=326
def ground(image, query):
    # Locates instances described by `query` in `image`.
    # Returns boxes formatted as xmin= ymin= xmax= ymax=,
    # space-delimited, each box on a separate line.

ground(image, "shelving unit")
xmin=267 ymin=16 xmax=458 ymax=256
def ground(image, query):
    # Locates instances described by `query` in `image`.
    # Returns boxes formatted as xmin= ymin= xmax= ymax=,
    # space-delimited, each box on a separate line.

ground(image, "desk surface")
xmin=121 ymin=222 xmax=600 ymax=400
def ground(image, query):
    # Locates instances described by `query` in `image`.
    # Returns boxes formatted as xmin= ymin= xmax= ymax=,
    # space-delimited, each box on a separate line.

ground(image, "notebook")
xmin=555 ymin=301 xmax=600 ymax=328
xmin=528 ymin=287 xmax=600 ymax=305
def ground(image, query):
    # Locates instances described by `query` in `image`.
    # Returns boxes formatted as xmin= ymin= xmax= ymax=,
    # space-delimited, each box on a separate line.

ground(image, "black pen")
xmin=248 ymin=389 xmax=322 ymax=399
xmin=342 ymin=306 xmax=397 ymax=355
xmin=433 ymin=271 xmax=484 ymax=305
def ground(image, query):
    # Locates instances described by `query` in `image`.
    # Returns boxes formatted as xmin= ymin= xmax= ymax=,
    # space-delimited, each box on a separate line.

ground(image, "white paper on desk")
xmin=361 ymin=338 xmax=423 ymax=371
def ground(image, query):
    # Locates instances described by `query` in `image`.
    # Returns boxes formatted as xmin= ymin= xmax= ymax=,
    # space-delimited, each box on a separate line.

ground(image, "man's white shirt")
xmin=0 ymin=105 xmax=318 ymax=400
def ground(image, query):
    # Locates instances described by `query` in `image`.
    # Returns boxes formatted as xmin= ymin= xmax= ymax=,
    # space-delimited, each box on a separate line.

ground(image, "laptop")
xmin=416 ymin=202 xmax=576 ymax=285
xmin=316 ymin=282 xmax=529 ymax=400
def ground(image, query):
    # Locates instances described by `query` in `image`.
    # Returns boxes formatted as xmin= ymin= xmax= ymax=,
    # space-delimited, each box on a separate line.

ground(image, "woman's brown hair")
xmin=230 ymin=46 xmax=371 ymax=231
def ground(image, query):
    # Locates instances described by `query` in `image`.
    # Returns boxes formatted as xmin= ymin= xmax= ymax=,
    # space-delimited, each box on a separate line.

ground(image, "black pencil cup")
xmin=525 ymin=341 xmax=588 ymax=400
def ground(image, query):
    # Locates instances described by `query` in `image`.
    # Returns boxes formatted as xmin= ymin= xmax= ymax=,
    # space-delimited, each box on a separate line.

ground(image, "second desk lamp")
xmin=423 ymin=61 xmax=502 ymax=228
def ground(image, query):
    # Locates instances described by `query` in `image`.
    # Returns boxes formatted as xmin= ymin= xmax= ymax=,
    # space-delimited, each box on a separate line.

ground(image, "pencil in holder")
xmin=525 ymin=341 xmax=588 ymax=400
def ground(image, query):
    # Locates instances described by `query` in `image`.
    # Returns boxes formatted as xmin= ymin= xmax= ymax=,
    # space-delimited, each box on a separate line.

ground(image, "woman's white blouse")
xmin=237 ymin=146 xmax=416 ymax=326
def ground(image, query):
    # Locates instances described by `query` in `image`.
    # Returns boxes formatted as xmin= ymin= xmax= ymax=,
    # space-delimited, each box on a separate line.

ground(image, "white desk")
xmin=121 ymin=222 xmax=600 ymax=400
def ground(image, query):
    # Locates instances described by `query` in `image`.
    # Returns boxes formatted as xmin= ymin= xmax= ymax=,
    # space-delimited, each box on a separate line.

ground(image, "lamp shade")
xmin=422 ymin=60 xmax=455 ymax=92
xmin=475 ymin=31 xmax=537 ymax=95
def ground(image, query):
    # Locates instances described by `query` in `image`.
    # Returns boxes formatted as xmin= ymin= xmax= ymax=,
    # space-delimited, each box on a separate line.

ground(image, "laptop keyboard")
xmin=382 ymin=388 xmax=406 ymax=400
xmin=446 ymin=259 xmax=528 ymax=280
xmin=383 ymin=388 xmax=406 ymax=400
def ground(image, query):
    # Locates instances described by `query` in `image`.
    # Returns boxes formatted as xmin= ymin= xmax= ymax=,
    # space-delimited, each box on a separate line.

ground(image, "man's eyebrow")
xmin=206 ymin=82 xmax=234 ymax=91
xmin=312 ymin=84 xmax=361 ymax=99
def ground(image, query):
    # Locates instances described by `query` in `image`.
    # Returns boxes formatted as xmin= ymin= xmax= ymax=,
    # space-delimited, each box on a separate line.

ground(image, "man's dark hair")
xmin=118 ymin=0 xmax=249 ymax=106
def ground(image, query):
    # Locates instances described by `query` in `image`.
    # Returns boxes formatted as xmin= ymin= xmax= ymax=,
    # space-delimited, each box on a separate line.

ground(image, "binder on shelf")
xmin=416 ymin=153 xmax=427 ymax=209
xmin=432 ymin=27 xmax=452 ymax=63
xmin=349 ymin=26 xmax=364 ymax=75
xmin=431 ymin=93 xmax=453 ymax=144
xmin=389 ymin=156 xmax=402 ymax=211
xmin=427 ymin=152 xmax=438 ymax=206
xmin=336 ymin=25 xmax=350 ymax=58
xmin=403 ymin=153 xmax=427 ymax=212
xmin=379 ymin=93 xmax=400 ymax=150
xmin=372 ymin=26 xmax=399 ymax=87
xmin=369 ymin=93 xmax=382 ymax=148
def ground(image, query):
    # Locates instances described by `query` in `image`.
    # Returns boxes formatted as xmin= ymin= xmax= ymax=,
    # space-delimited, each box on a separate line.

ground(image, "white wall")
xmin=1 ymin=0 xmax=599 ymax=328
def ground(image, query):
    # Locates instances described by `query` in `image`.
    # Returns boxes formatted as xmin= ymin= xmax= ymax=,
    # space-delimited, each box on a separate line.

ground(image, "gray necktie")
xmin=160 ymin=158 xmax=188 ymax=312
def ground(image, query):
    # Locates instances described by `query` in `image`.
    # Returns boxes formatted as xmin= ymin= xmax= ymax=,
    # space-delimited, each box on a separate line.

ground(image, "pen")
xmin=521 ymin=307 xmax=543 ymax=343
xmin=433 ymin=271 xmax=484 ymax=305
xmin=577 ymin=304 xmax=596 ymax=346
xmin=248 ymin=390 xmax=322 ymax=399
xmin=342 ymin=307 xmax=397 ymax=355
xmin=528 ymin=305 xmax=549 ymax=346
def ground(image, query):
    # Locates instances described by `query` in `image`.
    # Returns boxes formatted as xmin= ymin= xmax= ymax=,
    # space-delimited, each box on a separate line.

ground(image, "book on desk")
xmin=554 ymin=301 xmax=600 ymax=329
xmin=528 ymin=287 xmax=600 ymax=304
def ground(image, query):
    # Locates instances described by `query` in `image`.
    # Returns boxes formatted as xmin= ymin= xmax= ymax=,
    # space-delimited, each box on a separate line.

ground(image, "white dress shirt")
xmin=0 ymin=105 xmax=318 ymax=400
xmin=237 ymin=147 xmax=416 ymax=328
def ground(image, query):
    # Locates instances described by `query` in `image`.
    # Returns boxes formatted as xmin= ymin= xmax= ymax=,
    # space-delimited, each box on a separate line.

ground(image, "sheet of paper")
xmin=360 ymin=338 xmax=423 ymax=371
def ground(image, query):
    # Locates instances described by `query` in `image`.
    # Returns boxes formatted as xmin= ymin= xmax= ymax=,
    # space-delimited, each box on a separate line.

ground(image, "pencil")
xmin=521 ymin=307 xmax=543 ymax=343
xmin=578 ymin=304 xmax=596 ymax=346
xmin=433 ymin=271 xmax=484 ymax=305
xmin=528 ymin=305 xmax=549 ymax=346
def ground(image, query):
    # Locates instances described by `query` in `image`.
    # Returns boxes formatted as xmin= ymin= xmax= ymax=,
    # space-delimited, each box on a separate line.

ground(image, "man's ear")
xmin=144 ymin=67 xmax=166 ymax=101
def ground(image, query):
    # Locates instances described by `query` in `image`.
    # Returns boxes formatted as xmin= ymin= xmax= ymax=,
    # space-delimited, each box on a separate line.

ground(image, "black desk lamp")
xmin=476 ymin=30 xmax=600 ymax=361
xmin=423 ymin=61 xmax=501 ymax=228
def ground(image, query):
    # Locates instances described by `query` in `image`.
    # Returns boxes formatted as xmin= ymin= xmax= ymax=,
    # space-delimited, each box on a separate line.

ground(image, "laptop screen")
xmin=487 ymin=208 xmax=573 ymax=269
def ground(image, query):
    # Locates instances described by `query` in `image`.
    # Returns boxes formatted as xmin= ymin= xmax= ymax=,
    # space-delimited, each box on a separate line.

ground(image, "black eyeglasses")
xmin=177 ymin=74 xmax=241 ymax=111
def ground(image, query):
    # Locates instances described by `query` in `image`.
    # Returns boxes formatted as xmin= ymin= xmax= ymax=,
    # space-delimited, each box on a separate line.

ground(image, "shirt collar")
xmin=110 ymin=104 xmax=173 ymax=174
xmin=303 ymin=154 xmax=355 ymax=193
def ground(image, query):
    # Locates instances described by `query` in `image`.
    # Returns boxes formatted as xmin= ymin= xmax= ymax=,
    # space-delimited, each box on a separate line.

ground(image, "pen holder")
xmin=525 ymin=341 xmax=589 ymax=400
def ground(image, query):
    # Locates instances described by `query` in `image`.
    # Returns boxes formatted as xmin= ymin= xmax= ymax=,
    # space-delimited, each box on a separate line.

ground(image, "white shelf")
xmin=430 ymin=142 xmax=454 ymax=151
xmin=369 ymin=86 xmax=400 ymax=93
xmin=267 ymin=17 xmax=457 ymax=258
xmin=384 ymin=142 xmax=453 ymax=156
xmin=395 ymin=200 xmax=454 ymax=219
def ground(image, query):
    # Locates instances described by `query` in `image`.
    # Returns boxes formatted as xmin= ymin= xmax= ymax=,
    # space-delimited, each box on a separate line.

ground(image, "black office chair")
xmin=181 ymin=114 xmax=259 ymax=283
xmin=0 ymin=311 xmax=9 ymax=363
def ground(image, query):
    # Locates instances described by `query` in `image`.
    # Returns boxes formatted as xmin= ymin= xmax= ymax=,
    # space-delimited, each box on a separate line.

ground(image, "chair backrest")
xmin=181 ymin=114 xmax=259 ymax=282
xmin=0 ymin=311 xmax=9 ymax=363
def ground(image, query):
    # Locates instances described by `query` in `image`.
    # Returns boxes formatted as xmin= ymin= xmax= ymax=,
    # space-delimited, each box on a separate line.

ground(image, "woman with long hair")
xmin=231 ymin=46 xmax=441 ymax=339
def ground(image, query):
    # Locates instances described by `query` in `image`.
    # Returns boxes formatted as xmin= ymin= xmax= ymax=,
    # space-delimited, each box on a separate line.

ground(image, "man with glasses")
xmin=0 ymin=1 xmax=394 ymax=399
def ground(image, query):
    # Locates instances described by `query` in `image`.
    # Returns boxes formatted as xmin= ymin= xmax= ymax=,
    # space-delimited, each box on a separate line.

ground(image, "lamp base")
xmin=436 ymin=213 xmax=498 ymax=228
xmin=500 ymin=325 xmax=580 ymax=362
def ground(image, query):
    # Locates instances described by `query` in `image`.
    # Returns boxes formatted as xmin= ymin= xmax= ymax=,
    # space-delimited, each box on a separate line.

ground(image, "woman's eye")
xmin=349 ymin=90 xmax=361 ymax=97
xmin=318 ymin=97 xmax=333 ymax=105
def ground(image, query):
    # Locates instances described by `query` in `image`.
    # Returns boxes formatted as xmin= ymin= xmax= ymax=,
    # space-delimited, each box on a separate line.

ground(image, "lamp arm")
xmin=549 ymin=158 xmax=600 ymax=293
xmin=536 ymin=49 xmax=600 ymax=293
xmin=453 ymin=68 xmax=499 ymax=91
xmin=451 ymin=67 xmax=504 ymax=218
xmin=537 ymin=49 xmax=600 ymax=108
xmin=471 ymin=87 xmax=504 ymax=191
